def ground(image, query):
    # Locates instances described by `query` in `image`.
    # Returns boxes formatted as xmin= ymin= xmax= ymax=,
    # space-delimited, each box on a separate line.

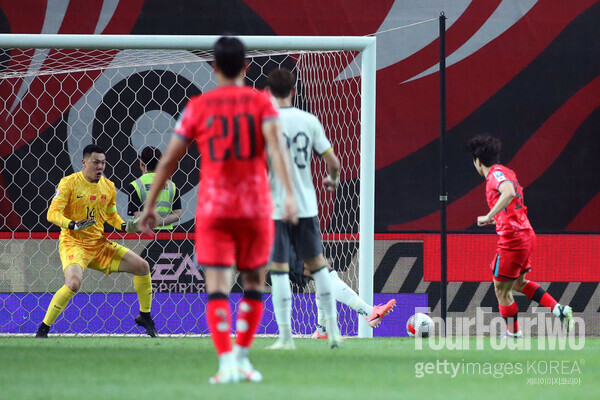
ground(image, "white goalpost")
xmin=0 ymin=34 xmax=376 ymax=338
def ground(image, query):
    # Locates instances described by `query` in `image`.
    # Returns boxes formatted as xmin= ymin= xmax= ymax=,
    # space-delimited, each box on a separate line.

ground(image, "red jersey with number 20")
xmin=175 ymin=85 xmax=279 ymax=218
xmin=485 ymin=165 xmax=533 ymax=242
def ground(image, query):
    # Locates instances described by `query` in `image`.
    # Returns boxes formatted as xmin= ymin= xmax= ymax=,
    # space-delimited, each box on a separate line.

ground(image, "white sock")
xmin=219 ymin=351 xmax=236 ymax=370
xmin=315 ymin=295 xmax=326 ymax=335
xmin=270 ymin=272 xmax=293 ymax=341
xmin=329 ymin=269 xmax=373 ymax=317
xmin=312 ymin=268 xmax=340 ymax=338
xmin=233 ymin=344 xmax=248 ymax=361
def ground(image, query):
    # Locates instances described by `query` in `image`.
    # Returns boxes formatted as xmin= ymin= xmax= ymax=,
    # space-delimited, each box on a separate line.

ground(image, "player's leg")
xmin=204 ymin=266 xmax=238 ymax=384
xmin=493 ymin=277 xmax=521 ymax=337
xmin=267 ymin=220 xmax=295 ymax=349
xmin=233 ymin=217 xmax=274 ymax=382
xmin=37 ymin=264 xmax=83 ymax=338
xmin=267 ymin=261 xmax=295 ymax=349
xmin=114 ymin=247 xmax=156 ymax=337
xmin=196 ymin=217 xmax=238 ymax=384
xmin=511 ymin=232 xmax=574 ymax=332
xmin=293 ymin=217 xmax=340 ymax=346
xmin=491 ymin=249 xmax=523 ymax=337
xmin=325 ymin=266 xmax=396 ymax=329
xmin=235 ymin=267 xmax=267 ymax=381
xmin=513 ymin=272 xmax=574 ymax=331
xmin=305 ymin=255 xmax=342 ymax=348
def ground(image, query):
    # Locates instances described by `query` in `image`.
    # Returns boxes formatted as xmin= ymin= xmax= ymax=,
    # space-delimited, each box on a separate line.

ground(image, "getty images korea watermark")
xmin=413 ymin=307 xmax=586 ymax=351
xmin=414 ymin=359 xmax=583 ymax=385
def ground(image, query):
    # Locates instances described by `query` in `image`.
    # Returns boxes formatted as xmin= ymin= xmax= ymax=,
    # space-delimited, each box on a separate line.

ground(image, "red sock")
xmin=235 ymin=292 xmax=263 ymax=349
xmin=499 ymin=301 xmax=519 ymax=333
xmin=521 ymin=281 xmax=558 ymax=311
xmin=206 ymin=296 xmax=232 ymax=355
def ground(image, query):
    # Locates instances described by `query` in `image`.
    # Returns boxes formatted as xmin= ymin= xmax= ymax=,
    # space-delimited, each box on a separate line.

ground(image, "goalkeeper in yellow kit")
xmin=36 ymin=144 xmax=157 ymax=338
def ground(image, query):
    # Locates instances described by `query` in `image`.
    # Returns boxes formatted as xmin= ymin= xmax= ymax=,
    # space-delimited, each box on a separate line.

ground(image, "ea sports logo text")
xmin=152 ymin=252 xmax=205 ymax=293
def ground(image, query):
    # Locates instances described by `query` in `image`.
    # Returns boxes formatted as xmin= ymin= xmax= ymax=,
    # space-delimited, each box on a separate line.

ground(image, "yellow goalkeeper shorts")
xmin=58 ymin=237 xmax=129 ymax=275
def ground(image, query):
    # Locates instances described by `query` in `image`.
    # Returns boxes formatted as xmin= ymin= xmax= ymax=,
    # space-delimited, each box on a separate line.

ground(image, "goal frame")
xmin=0 ymin=34 xmax=376 ymax=338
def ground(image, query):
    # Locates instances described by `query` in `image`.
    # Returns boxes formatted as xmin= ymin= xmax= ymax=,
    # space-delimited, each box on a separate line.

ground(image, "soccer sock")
xmin=520 ymin=281 xmax=558 ymax=312
xmin=312 ymin=267 xmax=340 ymax=338
xmin=207 ymin=293 xmax=232 ymax=355
xmin=315 ymin=295 xmax=326 ymax=335
xmin=133 ymin=274 xmax=153 ymax=313
xmin=270 ymin=271 xmax=293 ymax=341
xmin=235 ymin=290 xmax=263 ymax=349
xmin=499 ymin=301 xmax=519 ymax=334
xmin=329 ymin=269 xmax=373 ymax=317
xmin=42 ymin=285 xmax=75 ymax=326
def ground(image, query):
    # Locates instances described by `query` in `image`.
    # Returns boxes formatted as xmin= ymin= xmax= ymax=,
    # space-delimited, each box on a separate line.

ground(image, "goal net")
xmin=0 ymin=35 xmax=376 ymax=337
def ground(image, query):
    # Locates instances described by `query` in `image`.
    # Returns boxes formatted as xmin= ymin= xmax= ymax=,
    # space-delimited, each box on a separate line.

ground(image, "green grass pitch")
xmin=0 ymin=337 xmax=598 ymax=400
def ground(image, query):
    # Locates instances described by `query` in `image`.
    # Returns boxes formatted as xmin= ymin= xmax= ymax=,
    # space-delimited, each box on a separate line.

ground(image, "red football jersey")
xmin=485 ymin=165 xmax=533 ymax=238
xmin=175 ymin=85 xmax=279 ymax=218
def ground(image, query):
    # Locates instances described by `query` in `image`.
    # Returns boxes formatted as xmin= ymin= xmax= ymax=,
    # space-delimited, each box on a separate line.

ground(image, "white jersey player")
xmin=265 ymin=68 xmax=396 ymax=350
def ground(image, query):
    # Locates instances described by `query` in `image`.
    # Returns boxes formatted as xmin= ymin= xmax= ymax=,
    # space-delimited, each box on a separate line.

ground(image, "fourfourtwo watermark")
xmin=413 ymin=307 xmax=585 ymax=351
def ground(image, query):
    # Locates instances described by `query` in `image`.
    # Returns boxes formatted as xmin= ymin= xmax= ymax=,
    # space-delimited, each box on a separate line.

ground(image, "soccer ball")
xmin=406 ymin=313 xmax=434 ymax=338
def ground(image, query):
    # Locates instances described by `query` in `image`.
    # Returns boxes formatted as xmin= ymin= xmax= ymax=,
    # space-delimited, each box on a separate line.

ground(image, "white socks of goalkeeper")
xmin=270 ymin=272 xmax=293 ymax=342
xmin=312 ymin=267 xmax=341 ymax=340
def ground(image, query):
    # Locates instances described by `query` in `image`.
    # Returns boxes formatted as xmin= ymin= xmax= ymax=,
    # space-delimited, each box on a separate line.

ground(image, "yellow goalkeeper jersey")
xmin=47 ymin=171 xmax=125 ymax=243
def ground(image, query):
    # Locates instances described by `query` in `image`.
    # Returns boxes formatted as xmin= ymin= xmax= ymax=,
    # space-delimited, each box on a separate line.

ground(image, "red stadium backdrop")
xmin=0 ymin=1 xmax=598 ymax=331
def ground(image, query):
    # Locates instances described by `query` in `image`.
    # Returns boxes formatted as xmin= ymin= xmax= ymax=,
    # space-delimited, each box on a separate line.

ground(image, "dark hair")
xmin=82 ymin=144 xmax=104 ymax=158
xmin=214 ymin=36 xmax=246 ymax=78
xmin=466 ymin=134 xmax=501 ymax=167
xmin=140 ymin=146 xmax=162 ymax=171
xmin=267 ymin=68 xmax=295 ymax=98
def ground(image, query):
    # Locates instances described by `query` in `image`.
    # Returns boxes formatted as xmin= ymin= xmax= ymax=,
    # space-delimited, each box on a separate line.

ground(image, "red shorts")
xmin=195 ymin=216 xmax=274 ymax=271
xmin=490 ymin=232 xmax=536 ymax=281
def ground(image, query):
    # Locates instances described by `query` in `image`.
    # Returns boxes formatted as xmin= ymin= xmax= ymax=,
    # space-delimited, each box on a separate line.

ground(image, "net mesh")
xmin=0 ymin=46 xmax=363 ymax=336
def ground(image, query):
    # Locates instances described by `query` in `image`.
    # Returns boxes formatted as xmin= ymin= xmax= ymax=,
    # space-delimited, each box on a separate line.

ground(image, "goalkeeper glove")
xmin=68 ymin=219 xmax=96 ymax=231
xmin=122 ymin=217 xmax=140 ymax=233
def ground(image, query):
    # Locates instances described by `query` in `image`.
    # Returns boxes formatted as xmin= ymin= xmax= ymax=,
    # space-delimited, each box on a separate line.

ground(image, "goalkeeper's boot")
xmin=553 ymin=304 xmax=574 ymax=333
xmin=366 ymin=299 xmax=397 ymax=328
xmin=266 ymin=339 xmax=296 ymax=350
xmin=237 ymin=357 xmax=263 ymax=383
xmin=209 ymin=352 xmax=239 ymax=384
xmin=35 ymin=322 xmax=50 ymax=338
xmin=135 ymin=313 xmax=158 ymax=337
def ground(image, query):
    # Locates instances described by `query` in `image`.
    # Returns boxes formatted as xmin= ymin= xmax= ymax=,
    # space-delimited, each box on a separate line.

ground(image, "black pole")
xmin=439 ymin=12 xmax=448 ymax=330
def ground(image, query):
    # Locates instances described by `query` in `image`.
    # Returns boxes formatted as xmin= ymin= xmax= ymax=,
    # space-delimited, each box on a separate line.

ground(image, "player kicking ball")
xmin=137 ymin=37 xmax=297 ymax=384
xmin=36 ymin=144 xmax=156 ymax=338
xmin=467 ymin=134 xmax=574 ymax=338
xmin=265 ymin=68 xmax=395 ymax=350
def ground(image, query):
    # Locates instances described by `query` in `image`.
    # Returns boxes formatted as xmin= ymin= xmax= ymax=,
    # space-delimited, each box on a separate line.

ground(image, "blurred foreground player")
xmin=37 ymin=144 xmax=156 ymax=338
xmin=265 ymin=68 xmax=394 ymax=349
xmin=137 ymin=37 xmax=298 ymax=384
xmin=467 ymin=134 xmax=574 ymax=337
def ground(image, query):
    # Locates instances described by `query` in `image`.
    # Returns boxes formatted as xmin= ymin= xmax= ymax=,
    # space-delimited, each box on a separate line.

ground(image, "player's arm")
xmin=313 ymin=118 xmax=340 ymax=191
xmin=138 ymin=135 xmax=188 ymax=232
xmin=263 ymin=119 xmax=298 ymax=224
xmin=477 ymin=181 xmax=516 ymax=226
xmin=321 ymin=148 xmax=341 ymax=191
xmin=47 ymin=179 xmax=95 ymax=230
xmin=159 ymin=187 xmax=182 ymax=227
xmin=102 ymin=190 xmax=130 ymax=232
